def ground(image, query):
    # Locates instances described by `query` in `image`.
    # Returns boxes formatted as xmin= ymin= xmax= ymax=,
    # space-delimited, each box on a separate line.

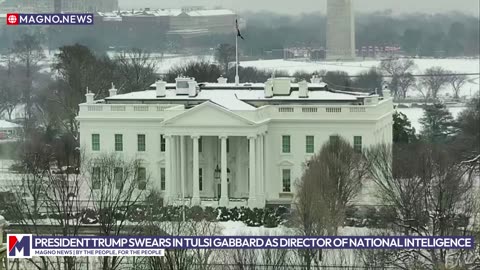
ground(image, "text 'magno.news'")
xmin=6 ymin=13 xmax=94 ymax=25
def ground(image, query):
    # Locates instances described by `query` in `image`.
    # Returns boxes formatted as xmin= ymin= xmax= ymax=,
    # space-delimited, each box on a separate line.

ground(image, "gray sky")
xmin=119 ymin=0 xmax=480 ymax=15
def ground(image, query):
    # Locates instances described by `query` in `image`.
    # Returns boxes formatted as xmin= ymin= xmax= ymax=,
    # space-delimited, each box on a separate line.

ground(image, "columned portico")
xmin=159 ymin=101 xmax=269 ymax=207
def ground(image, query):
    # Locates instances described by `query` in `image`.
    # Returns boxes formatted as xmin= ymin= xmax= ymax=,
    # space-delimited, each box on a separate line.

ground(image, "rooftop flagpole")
xmin=235 ymin=17 xmax=240 ymax=85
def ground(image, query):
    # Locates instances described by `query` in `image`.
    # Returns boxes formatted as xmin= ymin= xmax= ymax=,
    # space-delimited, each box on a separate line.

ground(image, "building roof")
xmin=0 ymin=120 xmax=21 ymax=129
xmin=104 ymin=82 xmax=367 ymax=110
xmin=98 ymin=8 xmax=234 ymax=18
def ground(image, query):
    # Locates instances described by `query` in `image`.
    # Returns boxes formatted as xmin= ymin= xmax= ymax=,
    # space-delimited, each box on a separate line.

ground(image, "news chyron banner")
xmin=7 ymin=234 xmax=474 ymax=259
xmin=6 ymin=13 xmax=94 ymax=25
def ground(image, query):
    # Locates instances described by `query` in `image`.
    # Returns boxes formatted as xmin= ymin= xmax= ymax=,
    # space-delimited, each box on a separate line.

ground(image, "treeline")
xmin=166 ymin=57 xmax=471 ymax=100
xmin=0 ymin=11 xmax=478 ymax=57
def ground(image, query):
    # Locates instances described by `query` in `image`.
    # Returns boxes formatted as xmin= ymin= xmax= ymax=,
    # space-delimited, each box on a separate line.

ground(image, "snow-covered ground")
xmin=397 ymin=106 xmax=466 ymax=132
xmin=240 ymin=58 xmax=480 ymax=98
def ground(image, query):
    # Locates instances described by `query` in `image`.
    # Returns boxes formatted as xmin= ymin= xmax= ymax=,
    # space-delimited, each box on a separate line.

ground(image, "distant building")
xmin=326 ymin=0 xmax=356 ymax=60
xmin=97 ymin=7 xmax=236 ymax=39
xmin=57 ymin=0 xmax=118 ymax=13
xmin=0 ymin=0 xmax=118 ymax=13
xmin=77 ymin=77 xmax=393 ymax=208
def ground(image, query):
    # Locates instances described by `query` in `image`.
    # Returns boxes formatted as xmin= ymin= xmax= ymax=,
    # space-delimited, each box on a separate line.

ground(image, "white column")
xmin=171 ymin=136 xmax=177 ymax=199
xmin=248 ymin=135 xmax=257 ymax=207
xmin=164 ymin=135 xmax=172 ymax=204
xmin=192 ymin=135 xmax=200 ymax=205
xmin=258 ymin=133 xmax=266 ymax=206
xmin=219 ymin=136 xmax=229 ymax=206
xmin=180 ymin=136 xmax=186 ymax=206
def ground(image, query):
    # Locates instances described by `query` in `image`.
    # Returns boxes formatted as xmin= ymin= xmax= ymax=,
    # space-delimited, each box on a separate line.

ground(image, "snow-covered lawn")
xmin=241 ymin=58 xmax=480 ymax=98
xmin=397 ymin=107 xmax=466 ymax=132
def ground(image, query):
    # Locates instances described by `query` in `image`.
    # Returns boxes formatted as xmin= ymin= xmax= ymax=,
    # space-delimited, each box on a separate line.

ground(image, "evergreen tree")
xmin=393 ymin=111 xmax=417 ymax=144
xmin=419 ymin=103 xmax=457 ymax=143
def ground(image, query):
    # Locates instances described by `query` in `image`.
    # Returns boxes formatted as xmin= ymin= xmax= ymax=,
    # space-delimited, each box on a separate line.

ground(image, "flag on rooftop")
xmin=236 ymin=19 xmax=244 ymax=40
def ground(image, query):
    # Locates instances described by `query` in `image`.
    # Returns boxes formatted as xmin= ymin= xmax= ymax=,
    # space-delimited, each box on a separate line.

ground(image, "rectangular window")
xmin=137 ymin=134 xmax=146 ymax=152
xmin=114 ymin=134 xmax=123 ymax=151
xmin=330 ymin=135 xmax=339 ymax=144
xmin=160 ymin=135 xmax=165 ymax=152
xmin=91 ymin=134 xmax=100 ymax=151
xmin=137 ymin=167 xmax=146 ymax=190
xmin=160 ymin=167 xmax=165 ymax=191
xmin=282 ymin=135 xmax=291 ymax=153
xmin=282 ymin=169 xmax=291 ymax=192
xmin=92 ymin=167 xmax=101 ymax=189
xmin=354 ymin=136 xmax=362 ymax=153
xmin=306 ymin=136 xmax=314 ymax=153
xmin=199 ymin=168 xmax=203 ymax=191
xmin=198 ymin=137 xmax=202 ymax=152
xmin=114 ymin=167 xmax=123 ymax=189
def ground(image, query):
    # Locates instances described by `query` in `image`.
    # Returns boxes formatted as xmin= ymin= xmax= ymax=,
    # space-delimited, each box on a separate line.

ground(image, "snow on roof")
xmin=186 ymin=9 xmax=235 ymax=16
xmin=99 ymin=8 xmax=233 ymax=18
xmin=0 ymin=120 xmax=21 ymax=129
xmin=106 ymin=85 xmax=361 ymax=110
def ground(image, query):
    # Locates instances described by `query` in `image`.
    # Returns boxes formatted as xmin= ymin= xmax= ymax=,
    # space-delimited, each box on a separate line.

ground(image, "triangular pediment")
xmin=162 ymin=101 xmax=256 ymax=127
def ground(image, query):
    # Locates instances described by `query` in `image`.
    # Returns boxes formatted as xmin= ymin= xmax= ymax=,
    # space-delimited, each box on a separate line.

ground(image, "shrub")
xmin=217 ymin=207 xmax=231 ymax=222
xmin=263 ymin=208 xmax=279 ymax=228
xmin=81 ymin=208 xmax=98 ymax=224
xmin=204 ymin=207 xmax=217 ymax=221
xmin=188 ymin=205 xmax=205 ymax=221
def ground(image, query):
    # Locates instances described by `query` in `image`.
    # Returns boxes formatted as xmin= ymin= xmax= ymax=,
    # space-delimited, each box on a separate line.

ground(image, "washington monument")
xmin=326 ymin=0 xmax=356 ymax=60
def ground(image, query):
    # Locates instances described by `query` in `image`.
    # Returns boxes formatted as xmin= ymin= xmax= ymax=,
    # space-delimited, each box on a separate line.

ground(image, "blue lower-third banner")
xmin=7 ymin=234 xmax=474 ymax=258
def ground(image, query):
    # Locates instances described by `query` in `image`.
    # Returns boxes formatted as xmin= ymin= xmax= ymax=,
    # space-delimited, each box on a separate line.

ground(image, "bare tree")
xmin=85 ymin=153 xmax=149 ymax=270
xmin=448 ymin=74 xmax=468 ymax=100
xmin=391 ymin=72 xmax=416 ymax=99
xmin=114 ymin=48 xmax=158 ymax=94
xmin=379 ymin=58 xmax=416 ymax=99
xmin=419 ymin=67 xmax=450 ymax=100
xmin=365 ymin=143 xmax=478 ymax=269
xmin=140 ymin=216 xmax=221 ymax=270
xmin=3 ymin=135 xmax=86 ymax=270
xmin=294 ymin=136 xmax=368 ymax=269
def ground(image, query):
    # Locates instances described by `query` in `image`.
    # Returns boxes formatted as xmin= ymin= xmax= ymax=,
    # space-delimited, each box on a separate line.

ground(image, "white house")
xmin=77 ymin=77 xmax=393 ymax=208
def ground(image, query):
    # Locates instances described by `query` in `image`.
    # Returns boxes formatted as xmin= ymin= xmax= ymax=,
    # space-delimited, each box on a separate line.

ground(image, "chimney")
xmin=109 ymin=83 xmax=117 ymax=97
xmin=188 ymin=80 xmax=198 ymax=97
xmin=299 ymin=80 xmax=309 ymax=98
xmin=264 ymin=79 xmax=273 ymax=98
xmin=85 ymin=87 xmax=94 ymax=104
xmin=217 ymin=76 xmax=228 ymax=84
xmin=156 ymin=80 xmax=166 ymax=97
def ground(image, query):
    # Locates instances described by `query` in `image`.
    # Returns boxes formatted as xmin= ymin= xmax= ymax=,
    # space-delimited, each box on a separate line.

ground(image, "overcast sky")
xmin=119 ymin=0 xmax=480 ymax=15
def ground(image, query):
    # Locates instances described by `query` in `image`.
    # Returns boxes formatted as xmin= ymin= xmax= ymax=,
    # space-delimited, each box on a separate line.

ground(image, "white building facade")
xmin=77 ymin=77 xmax=393 ymax=208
